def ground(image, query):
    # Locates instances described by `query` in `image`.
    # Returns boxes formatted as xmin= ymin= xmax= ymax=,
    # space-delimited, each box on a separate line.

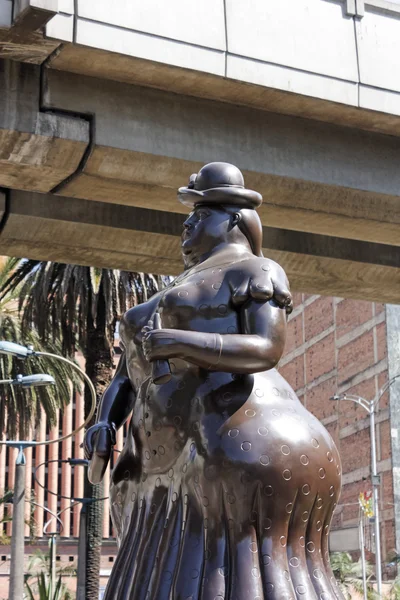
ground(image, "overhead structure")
xmin=1 ymin=0 xmax=400 ymax=302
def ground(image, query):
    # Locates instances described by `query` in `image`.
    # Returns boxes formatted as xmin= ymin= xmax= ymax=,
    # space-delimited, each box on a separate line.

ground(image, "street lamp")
xmin=0 ymin=373 xmax=56 ymax=387
xmin=0 ymin=341 xmax=34 ymax=359
xmin=0 ymin=341 xmax=97 ymax=600
xmin=33 ymin=456 xmax=106 ymax=600
xmin=0 ymin=374 xmax=55 ymax=600
xmin=331 ymin=373 xmax=400 ymax=598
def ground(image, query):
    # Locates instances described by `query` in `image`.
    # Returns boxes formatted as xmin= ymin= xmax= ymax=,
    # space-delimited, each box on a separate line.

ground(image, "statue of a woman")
xmin=85 ymin=163 xmax=343 ymax=600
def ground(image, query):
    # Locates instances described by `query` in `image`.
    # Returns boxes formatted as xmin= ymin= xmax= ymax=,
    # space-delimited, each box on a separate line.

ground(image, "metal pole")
xmin=370 ymin=406 xmax=383 ymax=597
xmin=76 ymin=501 xmax=87 ymax=600
xmin=359 ymin=514 xmax=367 ymax=600
xmin=9 ymin=448 xmax=26 ymax=600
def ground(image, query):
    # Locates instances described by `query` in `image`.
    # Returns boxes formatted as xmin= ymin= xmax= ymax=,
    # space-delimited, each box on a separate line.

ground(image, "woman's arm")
xmin=96 ymin=351 xmax=135 ymax=428
xmin=142 ymin=301 xmax=286 ymax=374
xmin=84 ymin=351 xmax=135 ymax=464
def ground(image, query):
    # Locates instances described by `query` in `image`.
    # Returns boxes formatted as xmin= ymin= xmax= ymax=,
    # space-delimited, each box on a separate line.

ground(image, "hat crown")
xmin=194 ymin=162 xmax=244 ymax=192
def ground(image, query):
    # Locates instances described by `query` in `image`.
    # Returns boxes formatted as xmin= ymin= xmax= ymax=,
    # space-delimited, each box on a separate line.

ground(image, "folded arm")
xmin=142 ymin=300 xmax=286 ymax=374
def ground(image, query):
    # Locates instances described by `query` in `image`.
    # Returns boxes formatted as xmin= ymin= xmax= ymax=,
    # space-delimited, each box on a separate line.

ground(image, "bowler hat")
xmin=178 ymin=162 xmax=262 ymax=209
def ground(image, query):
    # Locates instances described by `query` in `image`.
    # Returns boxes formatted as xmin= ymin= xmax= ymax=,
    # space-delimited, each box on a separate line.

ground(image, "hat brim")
xmin=178 ymin=186 xmax=262 ymax=209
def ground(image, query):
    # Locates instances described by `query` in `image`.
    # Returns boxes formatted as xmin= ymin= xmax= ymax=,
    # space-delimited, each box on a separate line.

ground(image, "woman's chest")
xmin=159 ymin=270 xmax=238 ymax=331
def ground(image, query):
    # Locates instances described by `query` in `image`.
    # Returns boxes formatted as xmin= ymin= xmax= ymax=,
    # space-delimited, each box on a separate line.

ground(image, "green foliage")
xmin=24 ymin=547 xmax=75 ymax=600
xmin=0 ymin=488 xmax=39 ymax=544
xmin=0 ymin=258 xmax=167 ymax=600
xmin=387 ymin=581 xmax=400 ymax=600
xmin=330 ymin=551 xmax=378 ymax=599
xmin=385 ymin=551 xmax=400 ymax=599
xmin=0 ymin=257 xmax=81 ymax=439
xmin=0 ymin=260 xmax=165 ymax=358
xmin=25 ymin=571 xmax=73 ymax=600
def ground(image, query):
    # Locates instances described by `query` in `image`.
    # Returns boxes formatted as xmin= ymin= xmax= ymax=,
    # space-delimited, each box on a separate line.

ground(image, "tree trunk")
xmin=83 ymin=285 xmax=115 ymax=600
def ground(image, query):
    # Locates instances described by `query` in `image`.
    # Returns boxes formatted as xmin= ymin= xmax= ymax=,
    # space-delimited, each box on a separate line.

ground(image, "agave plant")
xmin=24 ymin=547 xmax=75 ymax=600
xmin=25 ymin=572 xmax=73 ymax=600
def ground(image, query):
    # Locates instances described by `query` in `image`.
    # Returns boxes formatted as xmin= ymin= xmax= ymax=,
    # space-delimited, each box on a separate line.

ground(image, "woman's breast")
xmin=159 ymin=277 xmax=239 ymax=334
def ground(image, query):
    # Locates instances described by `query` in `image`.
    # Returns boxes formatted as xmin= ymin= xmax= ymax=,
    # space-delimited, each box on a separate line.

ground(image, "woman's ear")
xmin=230 ymin=212 xmax=242 ymax=229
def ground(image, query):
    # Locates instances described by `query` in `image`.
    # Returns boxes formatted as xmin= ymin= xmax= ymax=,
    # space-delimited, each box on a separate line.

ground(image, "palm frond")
xmin=0 ymin=257 xmax=170 ymax=437
xmin=330 ymin=552 xmax=378 ymax=600
xmin=0 ymin=261 xmax=81 ymax=438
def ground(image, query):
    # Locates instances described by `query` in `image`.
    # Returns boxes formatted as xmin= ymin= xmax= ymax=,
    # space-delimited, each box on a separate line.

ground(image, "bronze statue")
xmin=85 ymin=163 xmax=343 ymax=600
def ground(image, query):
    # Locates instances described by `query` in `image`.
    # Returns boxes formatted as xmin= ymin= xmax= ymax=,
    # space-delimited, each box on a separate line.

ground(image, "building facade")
xmin=281 ymin=293 xmax=396 ymax=566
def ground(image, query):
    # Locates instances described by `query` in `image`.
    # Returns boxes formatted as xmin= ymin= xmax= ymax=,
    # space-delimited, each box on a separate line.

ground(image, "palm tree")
xmin=0 ymin=260 xmax=167 ymax=600
xmin=0 ymin=257 xmax=79 ymax=439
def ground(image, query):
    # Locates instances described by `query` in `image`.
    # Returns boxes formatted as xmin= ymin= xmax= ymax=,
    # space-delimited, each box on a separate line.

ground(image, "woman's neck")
xmin=184 ymin=242 xmax=253 ymax=271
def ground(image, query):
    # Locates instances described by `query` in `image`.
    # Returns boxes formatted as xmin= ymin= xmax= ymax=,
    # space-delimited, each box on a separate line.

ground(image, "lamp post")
xmin=0 ymin=375 xmax=56 ymax=600
xmin=0 ymin=341 xmax=96 ymax=600
xmin=34 ymin=456 xmax=100 ymax=600
xmin=359 ymin=508 xmax=368 ymax=600
xmin=331 ymin=374 xmax=400 ymax=598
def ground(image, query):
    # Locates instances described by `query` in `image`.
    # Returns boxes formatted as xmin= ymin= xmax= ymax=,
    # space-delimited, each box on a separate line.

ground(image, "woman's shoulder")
xmin=228 ymin=256 xmax=289 ymax=306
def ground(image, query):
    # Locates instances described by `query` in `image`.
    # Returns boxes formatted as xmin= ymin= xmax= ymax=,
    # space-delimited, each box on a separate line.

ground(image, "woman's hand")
xmin=263 ymin=260 xmax=293 ymax=314
xmin=84 ymin=421 xmax=117 ymax=484
xmin=141 ymin=321 xmax=183 ymax=362
xmin=84 ymin=421 xmax=116 ymax=460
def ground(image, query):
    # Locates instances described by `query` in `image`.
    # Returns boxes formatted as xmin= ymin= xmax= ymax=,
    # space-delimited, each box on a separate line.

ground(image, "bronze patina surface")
xmin=85 ymin=162 xmax=343 ymax=600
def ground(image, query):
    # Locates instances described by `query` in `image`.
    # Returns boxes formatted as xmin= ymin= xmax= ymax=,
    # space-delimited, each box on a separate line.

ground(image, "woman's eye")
xmin=198 ymin=211 xmax=209 ymax=221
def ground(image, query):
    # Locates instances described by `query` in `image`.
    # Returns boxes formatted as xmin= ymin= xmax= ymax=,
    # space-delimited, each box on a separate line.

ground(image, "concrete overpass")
xmin=1 ymin=0 xmax=400 ymax=302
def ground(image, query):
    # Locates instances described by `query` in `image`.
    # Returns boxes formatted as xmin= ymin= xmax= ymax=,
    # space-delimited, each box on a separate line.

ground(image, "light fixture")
xmin=0 ymin=373 xmax=56 ymax=388
xmin=14 ymin=373 xmax=56 ymax=388
xmin=0 ymin=341 xmax=33 ymax=359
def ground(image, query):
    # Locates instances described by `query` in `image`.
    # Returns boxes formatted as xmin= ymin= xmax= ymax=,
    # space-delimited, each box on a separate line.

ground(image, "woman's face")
xmin=181 ymin=206 xmax=231 ymax=268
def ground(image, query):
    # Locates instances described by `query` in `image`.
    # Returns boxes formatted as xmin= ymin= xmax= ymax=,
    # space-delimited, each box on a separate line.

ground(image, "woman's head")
xmin=181 ymin=205 xmax=263 ymax=268
xmin=178 ymin=163 xmax=264 ymax=267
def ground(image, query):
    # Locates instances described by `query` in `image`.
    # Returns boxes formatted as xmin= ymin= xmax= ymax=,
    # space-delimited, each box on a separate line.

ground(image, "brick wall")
xmin=280 ymin=293 xmax=395 ymax=561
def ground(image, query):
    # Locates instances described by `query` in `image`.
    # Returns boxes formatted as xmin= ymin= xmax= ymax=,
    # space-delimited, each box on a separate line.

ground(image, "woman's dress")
xmin=105 ymin=257 xmax=343 ymax=600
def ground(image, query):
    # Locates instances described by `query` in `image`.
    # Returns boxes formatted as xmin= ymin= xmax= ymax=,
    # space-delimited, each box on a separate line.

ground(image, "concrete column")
xmin=6 ymin=447 xmax=18 ymax=537
xmin=9 ymin=455 xmax=25 ymax=600
xmin=110 ymin=431 xmax=124 ymax=539
xmin=387 ymin=304 xmax=400 ymax=552
xmin=34 ymin=417 xmax=46 ymax=536
xmin=47 ymin=411 xmax=59 ymax=534
xmin=61 ymin=400 xmax=72 ymax=537
xmin=102 ymin=464 xmax=110 ymax=538
xmin=23 ymin=446 xmax=32 ymax=537
xmin=116 ymin=427 xmax=123 ymax=453
xmin=73 ymin=391 xmax=84 ymax=537
xmin=0 ymin=436 xmax=6 ymax=526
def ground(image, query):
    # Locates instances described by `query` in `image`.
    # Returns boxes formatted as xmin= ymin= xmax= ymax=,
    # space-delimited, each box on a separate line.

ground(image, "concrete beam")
xmin=0 ymin=60 xmax=90 ymax=191
xmin=0 ymin=191 xmax=399 ymax=304
xmin=13 ymin=0 xmax=58 ymax=31
xmin=0 ymin=0 xmax=59 ymax=64
xmin=41 ymin=69 xmax=400 ymax=247
xmin=49 ymin=43 xmax=400 ymax=138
